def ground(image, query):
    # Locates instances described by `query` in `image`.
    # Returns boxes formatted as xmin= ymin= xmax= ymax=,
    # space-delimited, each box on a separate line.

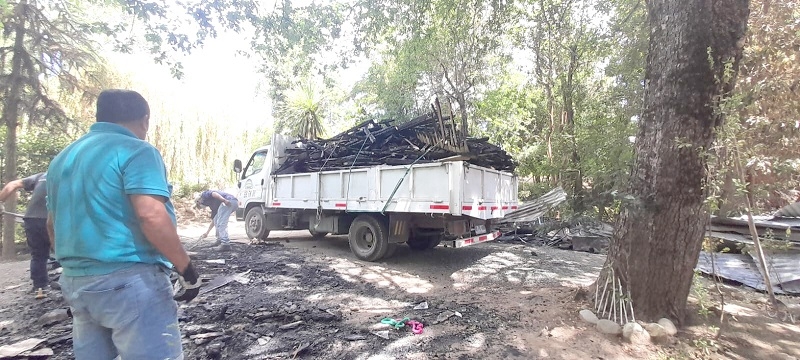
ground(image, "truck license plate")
xmin=474 ymin=225 xmax=486 ymax=234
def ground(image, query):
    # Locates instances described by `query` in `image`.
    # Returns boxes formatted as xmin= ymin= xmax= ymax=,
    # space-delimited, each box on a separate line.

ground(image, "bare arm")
xmin=130 ymin=194 xmax=190 ymax=273
xmin=204 ymin=220 xmax=215 ymax=237
xmin=47 ymin=212 xmax=55 ymax=248
xmin=0 ymin=179 xmax=23 ymax=203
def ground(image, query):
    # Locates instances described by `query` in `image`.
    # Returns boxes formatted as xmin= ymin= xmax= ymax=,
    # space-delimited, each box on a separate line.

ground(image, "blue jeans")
xmin=60 ymin=263 xmax=183 ymax=360
xmin=215 ymin=199 xmax=238 ymax=245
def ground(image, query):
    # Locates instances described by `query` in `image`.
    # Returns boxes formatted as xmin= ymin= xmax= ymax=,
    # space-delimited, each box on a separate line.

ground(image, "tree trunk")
xmin=601 ymin=0 xmax=750 ymax=323
xmin=545 ymin=85 xmax=556 ymax=185
xmin=1 ymin=124 xmax=20 ymax=261
xmin=563 ymin=44 xmax=583 ymax=212
xmin=1 ymin=1 xmax=26 ymax=261
xmin=456 ymin=94 xmax=468 ymax=138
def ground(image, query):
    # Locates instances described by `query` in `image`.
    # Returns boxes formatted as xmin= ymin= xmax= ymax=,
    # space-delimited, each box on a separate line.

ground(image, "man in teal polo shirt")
xmin=47 ymin=89 xmax=199 ymax=360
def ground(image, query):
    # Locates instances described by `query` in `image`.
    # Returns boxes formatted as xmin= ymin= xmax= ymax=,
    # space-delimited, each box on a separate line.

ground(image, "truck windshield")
xmin=243 ymin=151 xmax=267 ymax=178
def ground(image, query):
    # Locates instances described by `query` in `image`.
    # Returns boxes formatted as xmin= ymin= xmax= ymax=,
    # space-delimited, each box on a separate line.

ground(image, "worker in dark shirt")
xmin=196 ymin=190 xmax=239 ymax=251
xmin=0 ymin=172 xmax=51 ymax=298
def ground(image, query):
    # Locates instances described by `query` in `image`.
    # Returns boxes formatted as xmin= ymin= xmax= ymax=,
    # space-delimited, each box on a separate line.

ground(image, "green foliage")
xmin=706 ymin=0 xmax=800 ymax=215
xmin=473 ymin=78 xmax=551 ymax=176
xmin=0 ymin=126 xmax=73 ymax=194
xmin=2 ymin=0 xmax=792 ymax=223
xmin=690 ymin=257 xmax=723 ymax=358
xmin=173 ymin=182 xmax=210 ymax=200
xmin=352 ymin=48 xmax=428 ymax=120
xmin=354 ymin=0 xmax=513 ymax=128
xmin=692 ymin=271 xmax=713 ymax=319
xmin=249 ymin=1 xmax=347 ymax=101
xmin=518 ymin=181 xmax=556 ymax=202
xmin=195 ymin=0 xmax=649 ymax=216
xmin=16 ymin=127 xmax=72 ymax=176
xmin=148 ymin=108 xmax=249 ymax=185
xmin=0 ymin=0 xmax=105 ymax=127
xmin=275 ymin=79 xmax=327 ymax=139
xmin=692 ymin=336 xmax=719 ymax=358
xmin=96 ymin=0 xmax=260 ymax=79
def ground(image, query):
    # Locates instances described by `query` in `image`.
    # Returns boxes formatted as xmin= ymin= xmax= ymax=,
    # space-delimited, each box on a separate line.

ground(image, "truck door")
xmin=238 ymin=150 xmax=269 ymax=212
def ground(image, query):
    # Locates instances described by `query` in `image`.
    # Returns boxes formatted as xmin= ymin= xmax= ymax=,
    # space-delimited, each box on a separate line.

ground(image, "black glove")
xmin=173 ymin=261 xmax=201 ymax=303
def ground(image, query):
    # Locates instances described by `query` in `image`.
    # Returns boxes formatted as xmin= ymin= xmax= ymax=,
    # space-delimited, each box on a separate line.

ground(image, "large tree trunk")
xmin=1 ymin=1 xmax=26 ymax=261
xmin=601 ymin=0 xmax=750 ymax=323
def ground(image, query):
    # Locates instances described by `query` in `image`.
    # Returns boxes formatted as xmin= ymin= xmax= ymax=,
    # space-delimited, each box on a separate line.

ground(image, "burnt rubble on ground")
xmin=273 ymin=110 xmax=515 ymax=175
xmin=0 ymin=264 xmax=73 ymax=359
xmin=0 ymin=242 xmax=510 ymax=359
xmin=177 ymin=243 xmax=508 ymax=359
xmin=498 ymin=217 xmax=613 ymax=254
xmin=496 ymin=187 xmax=612 ymax=254
xmin=498 ymin=189 xmax=800 ymax=296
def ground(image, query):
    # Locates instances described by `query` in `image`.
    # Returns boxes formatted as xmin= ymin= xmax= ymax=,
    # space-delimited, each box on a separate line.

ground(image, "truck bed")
xmin=268 ymin=160 xmax=518 ymax=220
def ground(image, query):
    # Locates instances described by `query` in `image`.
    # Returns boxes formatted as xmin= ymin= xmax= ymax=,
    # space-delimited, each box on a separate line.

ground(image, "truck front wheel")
xmin=348 ymin=215 xmax=390 ymax=261
xmin=245 ymin=207 xmax=270 ymax=241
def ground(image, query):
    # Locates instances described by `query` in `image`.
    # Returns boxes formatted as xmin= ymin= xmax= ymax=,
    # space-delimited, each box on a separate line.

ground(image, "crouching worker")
xmin=47 ymin=89 xmax=200 ymax=360
xmin=195 ymin=190 xmax=238 ymax=251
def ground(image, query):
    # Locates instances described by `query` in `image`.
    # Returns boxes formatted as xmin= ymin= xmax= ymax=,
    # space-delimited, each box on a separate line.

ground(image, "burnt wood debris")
xmin=273 ymin=110 xmax=515 ymax=175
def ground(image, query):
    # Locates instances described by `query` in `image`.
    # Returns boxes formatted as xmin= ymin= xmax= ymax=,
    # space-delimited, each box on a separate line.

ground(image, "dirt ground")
xmin=1 ymin=217 xmax=799 ymax=359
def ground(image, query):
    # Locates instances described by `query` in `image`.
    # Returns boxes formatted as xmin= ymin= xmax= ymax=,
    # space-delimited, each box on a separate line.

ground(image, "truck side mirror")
xmin=233 ymin=159 xmax=242 ymax=173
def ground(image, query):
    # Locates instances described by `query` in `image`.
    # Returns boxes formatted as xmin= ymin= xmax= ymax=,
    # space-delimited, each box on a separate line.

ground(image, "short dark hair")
xmin=96 ymin=89 xmax=150 ymax=123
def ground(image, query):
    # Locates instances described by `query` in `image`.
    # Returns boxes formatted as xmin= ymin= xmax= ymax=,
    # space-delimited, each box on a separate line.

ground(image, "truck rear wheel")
xmin=309 ymin=229 xmax=328 ymax=239
xmin=407 ymin=235 xmax=441 ymax=251
xmin=245 ymin=207 xmax=270 ymax=240
xmin=348 ymin=215 xmax=390 ymax=261
xmin=384 ymin=243 xmax=398 ymax=259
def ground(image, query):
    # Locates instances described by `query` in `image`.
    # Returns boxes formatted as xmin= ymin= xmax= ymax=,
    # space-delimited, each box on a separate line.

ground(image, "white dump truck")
xmin=233 ymin=133 xmax=519 ymax=261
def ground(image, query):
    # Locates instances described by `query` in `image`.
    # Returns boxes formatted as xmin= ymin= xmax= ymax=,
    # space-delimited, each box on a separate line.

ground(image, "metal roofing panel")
xmin=501 ymin=187 xmax=567 ymax=223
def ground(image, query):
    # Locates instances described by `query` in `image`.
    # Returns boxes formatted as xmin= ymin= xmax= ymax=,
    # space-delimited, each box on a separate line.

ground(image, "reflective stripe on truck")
xmin=444 ymin=230 xmax=502 ymax=248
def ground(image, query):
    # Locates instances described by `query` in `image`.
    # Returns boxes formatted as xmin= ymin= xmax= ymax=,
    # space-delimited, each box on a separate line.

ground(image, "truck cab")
xmin=234 ymin=146 xmax=269 ymax=221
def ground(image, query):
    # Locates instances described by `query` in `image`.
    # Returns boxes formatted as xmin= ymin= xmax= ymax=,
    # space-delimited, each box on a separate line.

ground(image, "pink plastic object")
xmin=407 ymin=320 xmax=424 ymax=334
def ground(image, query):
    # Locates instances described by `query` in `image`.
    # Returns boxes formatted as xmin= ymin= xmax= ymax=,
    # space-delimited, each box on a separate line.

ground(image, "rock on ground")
xmin=596 ymin=319 xmax=622 ymax=335
xmin=579 ymin=309 xmax=599 ymax=324
xmin=657 ymin=318 xmax=677 ymax=336
xmin=643 ymin=323 xmax=667 ymax=338
xmin=622 ymin=322 xmax=650 ymax=344
xmin=37 ymin=309 xmax=69 ymax=326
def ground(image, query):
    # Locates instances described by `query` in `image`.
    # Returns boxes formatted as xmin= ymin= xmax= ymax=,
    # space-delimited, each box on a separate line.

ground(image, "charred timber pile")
xmin=273 ymin=112 xmax=515 ymax=175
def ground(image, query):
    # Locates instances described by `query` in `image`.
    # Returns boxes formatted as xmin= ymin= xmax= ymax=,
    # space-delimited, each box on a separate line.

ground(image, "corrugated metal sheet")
xmin=749 ymin=251 xmax=800 ymax=294
xmin=707 ymin=215 xmax=800 ymax=244
xmin=704 ymin=213 xmax=800 ymax=294
xmin=696 ymin=251 xmax=790 ymax=294
xmin=706 ymin=231 xmax=753 ymax=245
xmin=696 ymin=251 xmax=800 ymax=295
xmin=775 ymin=202 xmax=800 ymax=218
xmin=501 ymin=187 xmax=567 ymax=223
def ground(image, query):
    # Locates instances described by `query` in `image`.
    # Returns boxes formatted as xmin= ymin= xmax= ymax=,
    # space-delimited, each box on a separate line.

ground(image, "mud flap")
xmin=388 ymin=214 xmax=411 ymax=244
